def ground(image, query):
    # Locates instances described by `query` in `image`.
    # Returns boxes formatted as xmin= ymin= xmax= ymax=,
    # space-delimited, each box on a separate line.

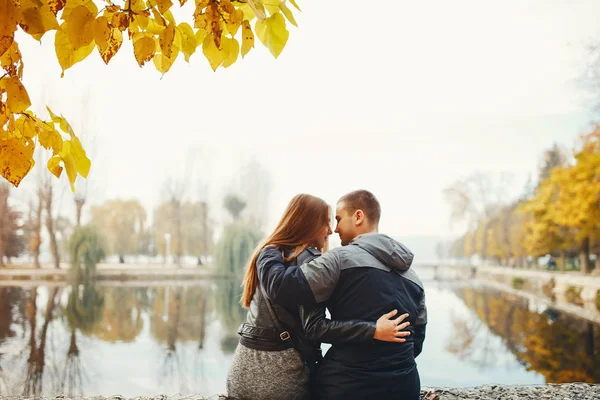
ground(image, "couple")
xmin=227 ymin=190 xmax=427 ymax=399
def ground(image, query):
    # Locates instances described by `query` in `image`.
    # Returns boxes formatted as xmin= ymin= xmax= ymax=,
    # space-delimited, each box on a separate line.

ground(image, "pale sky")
xmin=12 ymin=0 xmax=600 ymax=239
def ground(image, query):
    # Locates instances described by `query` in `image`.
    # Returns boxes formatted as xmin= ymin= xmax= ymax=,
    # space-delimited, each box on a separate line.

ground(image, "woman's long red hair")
xmin=241 ymin=194 xmax=330 ymax=308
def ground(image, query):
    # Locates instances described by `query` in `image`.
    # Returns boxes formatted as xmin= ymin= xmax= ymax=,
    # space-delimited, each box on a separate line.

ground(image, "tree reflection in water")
xmin=450 ymin=286 xmax=600 ymax=383
xmin=62 ymin=279 xmax=104 ymax=396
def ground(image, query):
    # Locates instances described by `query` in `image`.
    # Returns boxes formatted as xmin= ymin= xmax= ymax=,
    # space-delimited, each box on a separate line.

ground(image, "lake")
xmin=0 ymin=270 xmax=599 ymax=396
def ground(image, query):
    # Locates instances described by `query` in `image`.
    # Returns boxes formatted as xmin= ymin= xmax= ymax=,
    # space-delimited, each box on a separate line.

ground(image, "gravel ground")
xmin=1 ymin=384 xmax=599 ymax=400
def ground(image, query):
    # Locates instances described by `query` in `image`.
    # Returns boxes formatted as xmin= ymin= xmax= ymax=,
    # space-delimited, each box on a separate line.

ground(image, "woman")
xmin=226 ymin=194 xmax=409 ymax=400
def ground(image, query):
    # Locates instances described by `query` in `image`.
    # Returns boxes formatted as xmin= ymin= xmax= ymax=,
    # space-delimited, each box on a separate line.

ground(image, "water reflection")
xmin=452 ymin=285 xmax=600 ymax=383
xmin=0 ymin=281 xmax=599 ymax=396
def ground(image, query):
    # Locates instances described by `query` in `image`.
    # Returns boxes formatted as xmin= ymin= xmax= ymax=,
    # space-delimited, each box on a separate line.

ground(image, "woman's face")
xmin=313 ymin=218 xmax=333 ymax=250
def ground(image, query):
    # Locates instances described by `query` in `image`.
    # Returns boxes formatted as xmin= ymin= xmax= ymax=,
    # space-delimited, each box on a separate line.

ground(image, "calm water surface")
xmin=0 ymin=270 xmax=598 ymax=396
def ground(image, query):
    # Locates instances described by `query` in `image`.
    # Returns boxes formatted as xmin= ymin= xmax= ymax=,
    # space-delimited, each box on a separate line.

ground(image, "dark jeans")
xmin=314 ymin=359 xmax=421 ymax=400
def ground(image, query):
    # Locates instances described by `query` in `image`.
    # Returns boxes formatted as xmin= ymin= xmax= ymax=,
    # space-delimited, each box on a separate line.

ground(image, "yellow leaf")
xmin=156 ymin=0 xmax=173 ymax=14
xmin=147 ymin=18 xmax=166 ymax=35
xmin=4 ymin=76 xmax=31 ymax=113
xmin=93 ymin=16 xmax=110 ymax=51
xmin=15 ymin=116 xmax=36 ymax=138
xmin=159 ymin=24 xmax=175 ymax=59
xmin=43 ymin=0 xmax=66 ymax=16
xmin=241 ymin=20 xmax=253 ymax=58
xmin=226 ymin=9 xmax=243 ymax=36
xmin=202 ymin=33 xmax=225 ymax=71
xmin=19 ymin=3 xmax=59 ymax=37
xmin=66 ymin=5 xmax=95 ymax=49
xmin=47 ymin=155 xmax=63 ymax=178
xmin=0 ymin=137 xmax=35 ymax=187
xmin=194 ymin=13 xmax=208 ymax=30
xmin=130 ymin=14 xmax=150 ymax=31
xmin=289 ymin=0 xmax=301 ymax=11
xmin=112 ymin=12 xmax=130 ymax=31
xmin=153 ymin=46 xmax=179 ymax=74
xmin=222 ymin=37 xmax=239 ymax=68
xmin=0 ymin=35 xmax=14 ymax=59
xmin=38 ymin=125 xmax=63 ymax=154
xmin=255 ymin=12 xmax=288 ymax=58
xmin=280 ymin=2 xmax=297 ymax=27
xmin=247 ymin=0 xmax=266 ymax=20
xmin=99 ymin=28 xmax=123 ymax=64
xmin=264 ymin=5 xmax=279 ymax=15
xmin=69 ymin=136 xmax=91 ymax=178
xmin=178 ymin=22 xmax=196 ymax=62
xmin=194 ymin=29 xmax=207 ymax=47
xmin=237 ymin=3 xmax=256 ymax=22
xmin=59 ymin=141 xmax=77 ymax=191
xmin=0 ymin=0 xmax=21 ymax=57
xmin=61 ymin=0 xmax=98 ymax=21
xmin=55 ymin=23 xmax=95 ymax=75
xmin=163 ymin=10 xmax=176 ymax=26
xmin=133 ymin=34 xmax=156 ymax=66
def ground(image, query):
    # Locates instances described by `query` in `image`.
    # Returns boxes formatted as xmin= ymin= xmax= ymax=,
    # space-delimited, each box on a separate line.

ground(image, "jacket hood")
xmin=350 ymin=233 xmax=413 ymax=272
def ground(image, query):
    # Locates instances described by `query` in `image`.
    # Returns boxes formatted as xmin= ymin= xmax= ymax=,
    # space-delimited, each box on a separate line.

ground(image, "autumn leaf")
xmin=99 ymin=28 xmax=123 ymax=65
xmin=59 ymin=141 xmax=78 ymax=191
xmin=289 ymin=0 xmax=301 ymax=11
xmin=178 ymin=22 xmax=196 ymax=62
xmin=153 ymin=45 xmax=179 ymax=74
xmin=280 ymin=2 xmax=297 ymax=27
xmin=47 ymin=155 xmax=63 ymax=178
xmin=159 ymin=24 xmax=175 ymax=59
xmin=2 ymin=76 xmax=31 ymax=113
xmin=15 ymin=115 xmax=36 ymax=138
xmin=69 ymin=135 xmax=91 ymax=178
xmin=0 ymin=0 xmax=21 ymax=57
xmin=55 ymin=23 xmax=95 ymax=75
xmin=133 ymin=34 xmax=156 ymax=67
xmin=43 ymin=0 xmax=66 ymax=16
xmin=19 ymin=1 xmax=59 ymax=38
xmin=255 ymin=12 xmax=288 ymax=58
xmin=66 ymin=5 xmax=95 ymax=49
xmin=112 ymin=12 xmax=130 ymax=31
xmin=93 ymin=16 xmax=110 ymax=50
xmin=222 ymin=37 xmax=239 ymax=68
xmin=241 ymin=20 xmax=253 ymax=58
xmin=202 ymin=33 xmax=225 ymax=71
xmin=156 ymin=0 xmax=173 ymax=15
xmin=0 ymin=137 xmax=35 ymax=187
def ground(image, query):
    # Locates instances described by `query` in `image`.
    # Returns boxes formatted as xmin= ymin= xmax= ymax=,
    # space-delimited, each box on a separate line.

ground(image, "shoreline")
xmin=1 ymin=384 xmax=599 ymax=400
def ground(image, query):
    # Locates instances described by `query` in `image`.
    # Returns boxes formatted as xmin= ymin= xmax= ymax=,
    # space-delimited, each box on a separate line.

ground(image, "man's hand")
xmin=373 ymin=309 xmax=411 ymax=343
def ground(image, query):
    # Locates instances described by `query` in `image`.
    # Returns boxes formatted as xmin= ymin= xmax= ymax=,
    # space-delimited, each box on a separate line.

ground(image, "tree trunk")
xmin=44 ymin=183 xmax=60 ymax=270
xmin=560 ymin=250 xmax=567 ymax=272
xmin=74 ymin=197 xmax=85 ymax=227
xmin=0 ymin=185 xmax=8 ymax=267
xmin=31 ymin=192 xmax=43 ymax=269
xmin=580 ymin=237 xmax=591 ymax=274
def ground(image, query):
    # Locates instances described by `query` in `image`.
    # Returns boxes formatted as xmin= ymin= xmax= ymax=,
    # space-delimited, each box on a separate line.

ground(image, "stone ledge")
xmin=2 ymin=384 xmax=599 ymax=400
xmin=421 ymin=383 xmax=600 ymax=399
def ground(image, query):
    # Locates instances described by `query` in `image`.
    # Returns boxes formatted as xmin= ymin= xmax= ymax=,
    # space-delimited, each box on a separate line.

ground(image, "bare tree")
xmin=41 ymin=180 xmax=60 ymax=269
xmin=443 ymin=172 xmax=513 ymax=261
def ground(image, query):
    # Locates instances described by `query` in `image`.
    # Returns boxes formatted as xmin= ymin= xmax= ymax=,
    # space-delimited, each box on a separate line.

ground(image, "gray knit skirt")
xmin=227 ymin=343 xmax=310 ymax=400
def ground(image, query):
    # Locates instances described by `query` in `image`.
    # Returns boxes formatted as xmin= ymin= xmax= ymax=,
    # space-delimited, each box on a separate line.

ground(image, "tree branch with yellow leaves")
xmin=0 ymin=0 xmax=299 ymax=189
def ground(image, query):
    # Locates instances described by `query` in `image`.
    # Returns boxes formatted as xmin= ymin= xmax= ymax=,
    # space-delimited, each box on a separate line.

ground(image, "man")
xmin=257 ymin=190 xmax=426 ymax=399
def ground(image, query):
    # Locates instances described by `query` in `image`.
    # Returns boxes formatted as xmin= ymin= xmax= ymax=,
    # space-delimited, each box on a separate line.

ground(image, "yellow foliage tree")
xmin=551 ymin=129 xmax=600 ymax=273
xmin=0 ymin=0 xmax=300 ymax=188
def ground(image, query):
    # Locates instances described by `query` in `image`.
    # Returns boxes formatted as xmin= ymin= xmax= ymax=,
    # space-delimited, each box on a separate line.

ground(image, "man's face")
xmin=335 ymin=202 xmax=357 ymax=246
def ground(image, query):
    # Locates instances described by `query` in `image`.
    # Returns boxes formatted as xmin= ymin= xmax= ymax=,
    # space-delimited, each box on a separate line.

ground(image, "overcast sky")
xmin=12 ymin=0 xmax=600 ymax=239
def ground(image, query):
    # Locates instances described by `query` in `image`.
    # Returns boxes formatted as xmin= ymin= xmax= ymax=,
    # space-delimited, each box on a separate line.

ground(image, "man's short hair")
xmin=338 ymin=190 xmax=381 ymax=225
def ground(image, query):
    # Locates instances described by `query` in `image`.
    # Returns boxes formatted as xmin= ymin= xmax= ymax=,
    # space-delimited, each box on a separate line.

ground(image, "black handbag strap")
xmin=259 ymin=282 xmax=292 ymax=342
